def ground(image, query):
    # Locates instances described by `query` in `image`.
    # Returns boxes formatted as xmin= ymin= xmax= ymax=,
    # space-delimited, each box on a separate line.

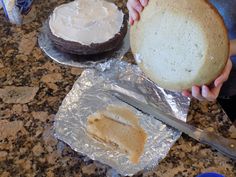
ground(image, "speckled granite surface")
xmin=0 ymin=1 xmax=236 ymax=177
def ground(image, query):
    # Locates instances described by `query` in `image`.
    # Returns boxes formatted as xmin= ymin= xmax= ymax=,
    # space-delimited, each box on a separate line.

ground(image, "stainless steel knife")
xmin=109 ymin=90 xmax=236 ymax=160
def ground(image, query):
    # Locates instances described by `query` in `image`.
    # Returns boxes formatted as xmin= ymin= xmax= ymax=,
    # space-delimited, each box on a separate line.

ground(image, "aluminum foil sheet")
xmin=54 ymin=60 xmax=190 ymax=176
xmin=38 ymin=20 xmax=130 ymax=68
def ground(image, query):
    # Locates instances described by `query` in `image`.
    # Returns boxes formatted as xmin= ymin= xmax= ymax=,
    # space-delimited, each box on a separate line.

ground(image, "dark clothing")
xmin=219 ymin=64 xmax=236 ymax=97
xmin=209 ymin=0 xmax=236 ymax=39
xmin=209 ymin=0 xmax=236 ymax=121
xmin=217 ymin=95 xmax=236 ymax=122
xmin=209 ymin=0 xmax=236 ymax=97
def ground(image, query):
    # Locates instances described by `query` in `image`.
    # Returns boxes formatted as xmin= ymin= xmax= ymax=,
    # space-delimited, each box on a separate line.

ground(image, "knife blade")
xmin=109 ymin=90 xmax=236 ymax=160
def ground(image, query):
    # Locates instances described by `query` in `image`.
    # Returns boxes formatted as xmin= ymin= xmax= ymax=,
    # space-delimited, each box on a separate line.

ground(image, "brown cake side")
xmin=48 ymin=14 xmax=128 ymax=55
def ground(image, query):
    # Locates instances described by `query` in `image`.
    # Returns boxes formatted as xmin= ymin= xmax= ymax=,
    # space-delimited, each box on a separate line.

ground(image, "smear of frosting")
xmin=49 ymin=0 xmax=124 ymax=45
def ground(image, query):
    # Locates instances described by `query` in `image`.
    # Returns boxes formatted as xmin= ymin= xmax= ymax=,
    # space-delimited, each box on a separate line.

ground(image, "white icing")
xmin=49 ymin=0 xmax=124 ymax=45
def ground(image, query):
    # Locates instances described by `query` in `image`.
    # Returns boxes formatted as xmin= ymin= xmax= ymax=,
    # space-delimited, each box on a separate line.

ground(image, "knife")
xmin=109 ymin=90 xmax=236 ymax=160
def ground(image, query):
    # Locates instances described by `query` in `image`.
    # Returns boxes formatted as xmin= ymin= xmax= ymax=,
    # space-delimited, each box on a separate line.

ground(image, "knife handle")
xmin=200 ymin=131 xmax=236 ymax=160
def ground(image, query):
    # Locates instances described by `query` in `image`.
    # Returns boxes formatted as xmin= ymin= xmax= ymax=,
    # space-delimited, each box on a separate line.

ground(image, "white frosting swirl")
xmin=49 ymin=0 xmax=124 ymax=45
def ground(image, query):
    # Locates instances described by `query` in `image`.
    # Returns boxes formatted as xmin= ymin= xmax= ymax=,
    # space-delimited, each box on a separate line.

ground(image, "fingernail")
xmin=140 ymin=0 xmax=147 ymax=6
xmin=140 ymin=0 xmax=144 ymax=5
xmin=136 ymin=4 xmax=143 ymax=12
xmin=202 ymin=85 xmax=208 ymax=96
xmin=214 ymin=80 xmax=219 ymax=87
xmin=202 ymin=85 xmax=208 ymax=90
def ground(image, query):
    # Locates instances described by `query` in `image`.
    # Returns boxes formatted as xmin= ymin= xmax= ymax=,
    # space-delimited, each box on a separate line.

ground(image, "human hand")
xmin=182 ymin=58 xmax=232 ymax=101
xmin=127 ymin=0 xmax=149 ymax=25
xmin=182 ymin=40 xmax=234 ymax=101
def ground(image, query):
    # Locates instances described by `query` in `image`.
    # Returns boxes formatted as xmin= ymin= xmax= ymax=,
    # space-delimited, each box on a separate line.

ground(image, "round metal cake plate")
xmin=38 ymin=20 xmax=130 ymax=68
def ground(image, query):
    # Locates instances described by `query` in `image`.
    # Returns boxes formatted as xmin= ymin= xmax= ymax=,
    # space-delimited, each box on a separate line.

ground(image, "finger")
xmin=215 ymin=59 xmax=232 ymax=86
xmin=140 ymin=0 xmax=149 ymax=6
xmin=129 ymin=16 xmax=134 ymax=25
xmin=192 ymin=86 xmax=205 ymax=101
xmin=129 ymin=0 xmax=143 ymax=13
xmin=182 ymin=90 xmax=192 ymax=98
xmin=202 ymin=84 xmax=222 ymax=102
xmin=214 ymin=59 xmax=232 ymax=87
xmin=127 ymin=3 xmax=139 ymax=21
xmin=211 ymin=83 xmax=223 ymax=99
xmin=201 ymin=85 xmax=216 ymax=102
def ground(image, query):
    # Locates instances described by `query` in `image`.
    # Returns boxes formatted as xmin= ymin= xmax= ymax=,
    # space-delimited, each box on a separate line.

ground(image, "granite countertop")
xmin=0 ymin=0 xmax=236 ymax=177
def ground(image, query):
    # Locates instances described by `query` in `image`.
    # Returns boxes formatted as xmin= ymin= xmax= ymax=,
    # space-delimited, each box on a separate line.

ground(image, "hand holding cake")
xmin=127 ymin=0 xmax=236 ymax=122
